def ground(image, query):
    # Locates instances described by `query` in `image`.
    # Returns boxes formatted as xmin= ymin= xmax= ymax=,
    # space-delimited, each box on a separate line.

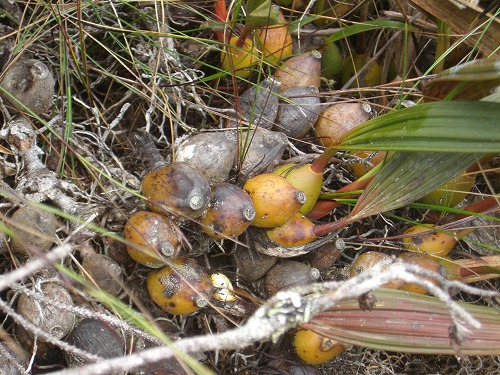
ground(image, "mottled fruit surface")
xmin=294 ymin=328 xmax=345 ymax=364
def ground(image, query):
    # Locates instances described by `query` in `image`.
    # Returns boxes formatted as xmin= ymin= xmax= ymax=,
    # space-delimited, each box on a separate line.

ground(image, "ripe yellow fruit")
xmin=294 ymin=328 xmax=345 ymax=364
xmin=402 ymin=224 xmax=457 ymax=257
xmin=256 ymin=6 xmax=293 ymax=65
xmin=348 ymin=151 xmax=386 ymax=179
xmin=147 ymin=258 xmax=213 ymax=315
xmin=243 ymin=173 xmax=306 ymax=228
xmin=420 ymin=173 xmax=475 ymax=208
xmin=266 ymin=212 xmax=316 ymax=247
xmin=221 ymin=36 xmax=258 ymax=78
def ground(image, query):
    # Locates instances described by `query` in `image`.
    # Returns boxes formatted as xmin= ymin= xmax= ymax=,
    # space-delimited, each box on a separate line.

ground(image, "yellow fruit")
xmin=221 ymin=36 xmax=258 ymax=78
xmin=402 ymin=224 xmax=457 ymax=257
xmin=147 ymin=258 xmax=213 ymax=315
xmin=348 ymin=151 xmax=386 ymax=179
xmin=350 ymin=251 xmax=402 ymax=289
xmin=243 ymin=173 xmax=306 ymax=228
xmin=124 ymin=211 xmax=182 ymax=268
xmin=294 ymin=328 xmax=345 ymax=364
xmin=420 ymin=173 xmax=475 ymax=208
xmin=256 ymin=6 xmax=293 ymax=65
xmin=266 ymin=213 xmax=316 ymax=247
xmin=274 ymin=163 xmax=322 ymax=215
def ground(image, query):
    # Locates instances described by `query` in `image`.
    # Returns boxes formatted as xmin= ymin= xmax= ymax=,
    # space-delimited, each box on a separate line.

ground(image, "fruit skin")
xmin=264 ymin=260 xmax=320 ymax=296
xmin=274 ymin=50 xmax=322 ymax=91
xmin=81 ymin=253 xmax=123 ymax=295
xmin=275 ymin=86 xmax=322 ymax=138
xmin=147 ymin=258 xmax=213 ymax=315
xmin=141 ymin=162 xmax=211 ymax=219
xmin=124 ymin=211 xmax=182 ymax=267
xmin=402 ymin=224 xmax=457 ymax=257
xmin=340 ymin=53 xmax=382 ymax=88
xmin=266 ymin=212 xmax=316 ymax=247
xmin=294 ymin=328 xmax=345 ymax=364
xmin=420 ymin=173 xmax=475 ymax=208
xmin=221 ymin=36 xmax=258 ymax=78
xmin=230 ymin=243 xmax=277 ymax=282
xmin=200 ymin=183 xmax=256 ymax=239
xmin=243 ymin=173 xmax=306 ymax=228
xmin=314 ymin=102 xmax=371 ymax=147
xmin=397 ymin=252 xmax=447 ymax=294
xmin=256 ymin=5 xmax=293 ymax=65
xmin=274 ymin=163 xmax=322 ymax=215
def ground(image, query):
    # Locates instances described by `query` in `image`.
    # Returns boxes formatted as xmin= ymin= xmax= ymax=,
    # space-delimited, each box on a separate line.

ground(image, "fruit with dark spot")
xmin=200 ymin=183 xmax=256 ymax=239
xmin=243 ymin=173 xmax=306 ymax=228
xmin=402 ymin=224 xmax=457 ymax=257
xmin=266 ymin=213 xmax=317 ymax=247
xmin=147 ymin=258 xmax=213 ymax=315
xmin=141 ymin=162 xmax=211 ymax=219
xmin=124 ymin=211 xmax=183 ymax=267
xmin=397 ymin=252 xmax=447 ymax=294
xmin=294 ymin=328 xmax=346 ymax=364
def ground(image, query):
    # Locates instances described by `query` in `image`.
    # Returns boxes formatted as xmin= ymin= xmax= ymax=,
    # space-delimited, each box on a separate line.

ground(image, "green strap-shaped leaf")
xmin=348 ymin=151 xmax=480 ymax=221
xmin=336 ymin=101 xmax=500 ymax=153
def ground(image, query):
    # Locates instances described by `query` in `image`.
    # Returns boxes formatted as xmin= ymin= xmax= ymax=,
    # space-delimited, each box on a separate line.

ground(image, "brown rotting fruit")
xmin=264 ymin=260 xmax=320 ymax=296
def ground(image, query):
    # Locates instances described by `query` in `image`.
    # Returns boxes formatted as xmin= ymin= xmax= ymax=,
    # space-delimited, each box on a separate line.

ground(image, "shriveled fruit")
xmin=264 ymin=260 xmax=320 ymax=296
xmin=294 ymin=328 xmax=346 ymax=364
xmin=200 ymin=183 xmax=256 ymax=239
xmin=175 ymin=131 xmax=238 ymax=184
xmin=266 ymin=213 xmax=316 ymax=247
xmin=348 ymin=151 xmax=386 ymax=179
xmin=275 ymin=86 xmax=322 ymax=138
xmin=0 ymin=59 xmax=55 ymax=114
xmin=274 ymin=50 xmax=322 ymax=91
xmin=9 ymin=206 xmax=59 ymax=257
xmin=141 ymin=162 xmax=211 ymax=219
xmin=81 ymin=253 xmax=123 ymax=295
xmin=147 ymin=258 xmax=213 ymax=315
xmin=274 ymin=162 xmax=323 ymax=215
xmin=243 ymin=173 xmax=306 ymax=228
xmin=420 ymin=173 xmax=475 ymax=208
xmin=221 ymin=36 xmax=258 ymax=78
xmin=397 ymin=252 xmax=447 ymax=294
xmin=256 ymin=5 xmax=293 ymax=65
xmin=314 ymin=102 xmax=371 ymax=147
xmin=402 ymin=224 xmax=457 ymax=257
xmin=124 ymin=211 xmax=182 ymax=267
xmin=341 ymin=53 xmax=382 ymax=88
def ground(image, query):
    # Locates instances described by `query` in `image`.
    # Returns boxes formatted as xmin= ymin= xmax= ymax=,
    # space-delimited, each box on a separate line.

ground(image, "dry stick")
xmin=51 ymin=263 xmax=495 ymax=375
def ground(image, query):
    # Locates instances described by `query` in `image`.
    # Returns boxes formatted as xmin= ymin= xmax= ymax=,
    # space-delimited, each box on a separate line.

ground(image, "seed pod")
xmin=0 ymin=59 xmax=54 ymax=114
xmin=200 ymin=183 xmax=256 ymax=239
xmin=314 ymin=102 xmax=372 ymax=147
xmin=274 ymin=50 xmax=322 ymax=91
xmin=147 ymin=258 xmax=213 ymax=315
xmin=397 ymin=252 xmax=447 ymax=294
xmin=141 ymin=162 xmax=211 ymax=219
xmin=81 ymin=253 xmax=123 ymax=296
xmin=230 ymin=243 xmax=277 ymax=281
xmin=65 ymin=318 xmax=125 ymax=367
xmin=348 ymin=151 xmax=386 ymax=179
xmin=9 ymin=207 xmax=59 ymax=257
xmin=275 ymin=86 xmax=322 ymax=138
xmin=17 ymin=282 xmax=75 ymax=340
xmin=402 ymin=224 xmax=457 ymax=257
xmin=420 ymin=173 xmax=475 ymax=208
xmin=124 ymin=211 xmax=182 ymax=267
xmin=256 ymin=5 xmax=293 ymax=65
xmin=221 ymin=36 xmax=258 ymax=78
xmin=266 ymin=213 xmax=316 ymax=248
xmin=243 ymin=173 xmax=306 ymax=228
xmin=350 ymin=251 xmax=401 ymax=289
xmin=175 ymin=131 xmax=238 ymax=183
xmin=239 ymin=127 xmax=288 ymax=178
xmin=294 ymin=328 xmax=346 ymax=364
xmin=264 ymin=260 xmax=320 ymax=296
xmin=210 ymin=272 xmax=237 ymax=302
xmin=236 ymin=77 xmax=281 ymax=129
